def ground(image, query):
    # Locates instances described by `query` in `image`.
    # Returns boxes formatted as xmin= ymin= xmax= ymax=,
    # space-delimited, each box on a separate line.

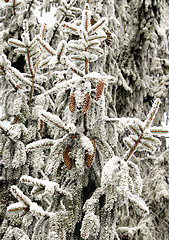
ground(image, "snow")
xmin=34 ymin=6 xmax=56 ymax=27
xmin=101 ymin=156 xmax=121 ymax=187
xmin=1 ymin=1 xmax=169 ymax=239
xmin=79 ymin=134 xmax=94 ymax=155
xmin=0 ymin=0 xmax=5 ymax=7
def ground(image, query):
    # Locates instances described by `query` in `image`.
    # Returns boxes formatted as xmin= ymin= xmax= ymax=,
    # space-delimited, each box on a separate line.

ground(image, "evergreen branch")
xmin=8 ymin=39 xmax=25 ymax=48
xmin=0 ymin=64 xmax=21 ymax=90
xmin=7 ymin=202 xmax=29 ymax=213
xmin=36 ymin=38 xmax=55 ymax=56
xmin=71 ymin=56 xmax=85 ymax=61
xmin=26 ymin=47 xmax=34 ymax=77
xmin=40 ymin=110 xmax=66 ymax=129
xmin=144 ymin=98 xmax=161 ymax=128
xmin=88 ymin=35 xmax=107 ymax=41
xmin=7 ymin=66 xmax=23 ymax=83
xmin=128 ymin=125 xmax=140 ymax=136
xmin=70 ymin=67 xmax=84 ymax=77
xmin=11 ymin=186 xmax=31 ymax=208
xmin=26 ymin=139 xmax=55 ymax=151
xmin=88 ymin=47 xmax=104 ymax=55
xmin=0 ymin=121 xmax=19 ymax=141
xmin=149 ymin=127 xmax=169 ymax=136
xmin=68 ymin=0 xmax=77 ymax=9
xmin=41 ymin=113 xmax=63 ymax=128
xmin=7 ymin=77 xmax=20 ymax=91
xmin=56 ymin=40 xmax=67 ymax=61
xmin=31 ymin=187 xmax=45 ymax=195
xmin=83 ymin=1 xmax=91 ymax=32
xmin=29 ymin=50 xmax=39 ymax=58
xmin=29 ymin=41 xmax=38 ymax=53
xmin=8 ymin=207 xmax=29 ymax=212
xmin=50 ymin=149 xmax=62 ymax=174
xmin=29 ymin=23 xmax=47 ymax=105
xmin=141 ymin=136 xmax=160 ymax=143
xmin=151 ymin=130 xmax=169 ymax=133
xmin=49 ymin=14 xmax=65 ymax=45
xmin=87 ymin=40 xmax=100 ymax=48
xmin=38 ymin=58 xmax=50 ymax=68
xmin=85 ymin=56 xmax=89 ymax=75
xmin=124 ymin=99 xmax=161 ymax=161
xmin=9 ymin=186 xmax=50 ymax=218
xmin=139 ymin=141 xmax=154 ymax=151
xmin=20 ymin=175 xmax=58 ymax=190
xmin=124 ymin=132 xmax=144 ymax=161
xmin=88 ymin=18 xmax=106 ymax=35
xmin=0 ymin=64 xmax=6 ymax=75
xmin=0 ymin=123 xmax=9 ymax=136
xmin=58 ymin=42 xmax=64 ymax=60
xmin=42 ymin=23 xmax=47 ymax=39
xmin=63 ymin=23 xmax=78 ymax=32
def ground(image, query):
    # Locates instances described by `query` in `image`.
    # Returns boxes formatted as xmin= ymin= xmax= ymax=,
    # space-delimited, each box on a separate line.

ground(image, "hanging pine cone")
xmin=39 ymin=120 xmax=44 ymax=133
xmin=85 ymin=139 xmax=96 ymax=168
xmin=69 ymin=93 xmax=76 ymax=112
xmin=63 ymin=145 xmax=72 ymax=170
xmin=13 ymin=116 xmax=19 ymax=124
xmin=105 ymin=31 xmax=113 ymax=46
xmin=96 ymin=79 xmax=104 ymax=101
xmin=82 ymin=93 xmax=90 ymax=113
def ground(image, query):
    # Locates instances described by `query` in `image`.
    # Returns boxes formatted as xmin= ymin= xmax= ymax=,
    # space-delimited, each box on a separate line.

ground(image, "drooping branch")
xmin=29 ymin=23 xmax=47 ymax=105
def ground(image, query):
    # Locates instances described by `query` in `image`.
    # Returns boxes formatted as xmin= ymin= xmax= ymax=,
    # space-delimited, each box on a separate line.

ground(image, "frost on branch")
xmin=8 ymin=20 xmax=39 ymax=77
xmin=2 ymin=226 xmax=29 ymax=240
xmin=82 ymin=97 xmax=168 ymax=238
xmin=8 ymin=185 xmax=49 ymax=218
xmin=124 ymin=98 xmax=169 ymax=161
xmin=63 ymin=1 xmax=107 ymax=75
xmin=79 ymin=134 xmax=94 ymax=155
xmin=26 ymin=138 xmax=55 ymax=151
xmin=0 ymin=0 xmax=169 ymax=240
xmin=81 ymin=212 xmax=100 ymax=240
xmin=6 ymin=175 xmax=74 ymax=239
xmin=20 ymin=175 xmax=59 ymax=197
xmin=39 ymin=110 xmax=65 ymax=129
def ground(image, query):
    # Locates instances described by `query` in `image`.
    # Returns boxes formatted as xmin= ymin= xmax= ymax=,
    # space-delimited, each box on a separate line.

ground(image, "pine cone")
xmin=85 ymin=139 xmax=96 ymax=168
xmin=63 ymin=145 xmax=72 ymax=170
xmin=69 ymin=93 xmax=76 ymax=112
xmin=39 ymin=120 xmax=44 ymax=133
xmin=13 ymin=116 xmax=19 ymax=124
xmin=82 ymin=93 xmax=90 ymax=113
xmin=105 ymin=31 xmax=113 ymax=46
xmin=96 ymin=80 xmax=104 ymax=101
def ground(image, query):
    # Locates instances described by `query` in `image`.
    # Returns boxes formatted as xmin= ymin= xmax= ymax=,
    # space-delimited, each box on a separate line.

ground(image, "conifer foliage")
xmin=0 ymin=0 xmax=169 ymax=239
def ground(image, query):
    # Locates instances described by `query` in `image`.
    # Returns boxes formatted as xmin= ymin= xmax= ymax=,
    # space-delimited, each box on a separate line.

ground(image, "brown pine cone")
xmin=96 ymin=79 xmax=104 ymax=101
xmin=69 ymin=93 xmax=76 ymax=112
xmin=63 ymin=145 xmax=72 ymax=170
xmin=85 ymin=139 xmax=96 ymax=167
xmin=82 ymin=92 xmax=90 ymax=113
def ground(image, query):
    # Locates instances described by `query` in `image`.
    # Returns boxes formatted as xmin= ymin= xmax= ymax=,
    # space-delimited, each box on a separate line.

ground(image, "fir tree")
xmin=0 ymin=0 xmax=169 ymax=239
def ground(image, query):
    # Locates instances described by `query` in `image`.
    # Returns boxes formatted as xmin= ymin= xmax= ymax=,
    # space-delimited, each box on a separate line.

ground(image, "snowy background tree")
xmin=0 ymin=0 xmax=169 ymax=239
